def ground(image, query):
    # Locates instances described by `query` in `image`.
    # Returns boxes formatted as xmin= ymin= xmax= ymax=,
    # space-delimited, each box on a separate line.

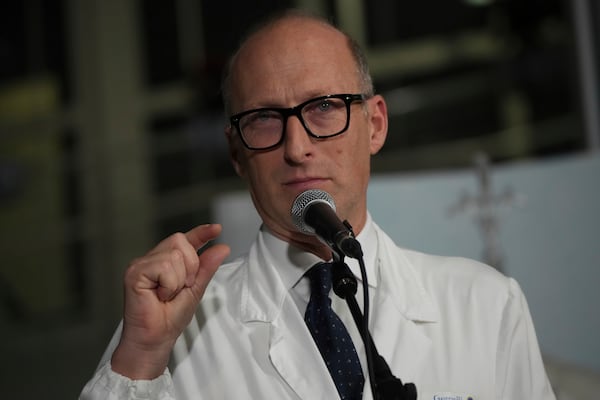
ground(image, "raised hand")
xmin=111 ymin=224 xmax=230 ymax=379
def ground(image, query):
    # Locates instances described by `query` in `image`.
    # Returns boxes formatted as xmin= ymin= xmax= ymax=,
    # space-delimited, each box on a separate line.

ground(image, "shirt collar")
xmin=259 ymin=212 xmax=379 ymax=292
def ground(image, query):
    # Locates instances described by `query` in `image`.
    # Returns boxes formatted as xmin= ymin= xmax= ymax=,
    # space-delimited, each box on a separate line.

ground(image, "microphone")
xmin=291 ymin=189 xmax=363 ymax=259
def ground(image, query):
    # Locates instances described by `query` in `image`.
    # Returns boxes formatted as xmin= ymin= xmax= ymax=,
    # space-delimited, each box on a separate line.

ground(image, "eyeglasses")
xmin=229 ymin=93 xmax=366 ymax=150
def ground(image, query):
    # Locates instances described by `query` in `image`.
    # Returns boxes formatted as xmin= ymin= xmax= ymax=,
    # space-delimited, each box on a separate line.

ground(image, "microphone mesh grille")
xmin=291 ymin=189 xmax=336 ymax=234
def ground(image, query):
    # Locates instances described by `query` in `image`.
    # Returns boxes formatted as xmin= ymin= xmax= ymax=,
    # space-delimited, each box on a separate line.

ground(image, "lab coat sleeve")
xmin=79 ymin=321 xmax=177 ymax=400
xmin=79 ymin=362 xmax=176 ymax=400
xmin=496 ymin=278 xmax=556 ymax=400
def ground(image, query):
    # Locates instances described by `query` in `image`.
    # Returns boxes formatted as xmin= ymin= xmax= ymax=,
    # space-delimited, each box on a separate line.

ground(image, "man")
xmin=81 ymin=10 xmax=555 ymax=400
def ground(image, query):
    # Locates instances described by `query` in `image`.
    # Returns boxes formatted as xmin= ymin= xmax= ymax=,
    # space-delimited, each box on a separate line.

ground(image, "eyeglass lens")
xmin=238 ymin=96 xmax=350 ymax=149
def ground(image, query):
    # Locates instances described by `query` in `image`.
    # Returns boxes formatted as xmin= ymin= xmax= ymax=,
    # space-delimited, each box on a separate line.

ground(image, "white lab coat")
xmin=81 ymin=222 xmax=555 ymax=399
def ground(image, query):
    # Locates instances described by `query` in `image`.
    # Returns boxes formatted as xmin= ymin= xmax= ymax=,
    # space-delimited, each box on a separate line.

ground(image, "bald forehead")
xmin=225 ymin=15 xmax=359 ymax=109
xmin=237 ymin=16 xmax=349 ymax=63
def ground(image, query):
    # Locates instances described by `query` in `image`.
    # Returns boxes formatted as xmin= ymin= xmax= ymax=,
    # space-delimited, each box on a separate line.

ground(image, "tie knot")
xmin=306 ymin=262 xmax=333 ymax=297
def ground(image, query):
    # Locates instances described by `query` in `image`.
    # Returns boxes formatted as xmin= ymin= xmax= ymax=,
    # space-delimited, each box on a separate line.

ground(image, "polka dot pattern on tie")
xmin=305 ymin=262 xmax=364 ymax=400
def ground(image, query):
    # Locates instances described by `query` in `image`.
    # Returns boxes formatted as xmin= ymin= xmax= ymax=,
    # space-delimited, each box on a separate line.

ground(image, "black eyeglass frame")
xmin=229 ymin=93 xmax=367 ymax=150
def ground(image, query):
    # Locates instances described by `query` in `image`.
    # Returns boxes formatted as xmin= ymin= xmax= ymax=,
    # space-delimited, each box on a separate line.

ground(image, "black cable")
xmin=331 ymin=230 xmax=417 ymax=399
xmin=357 ymin=256 xmax=377 ymax=397
xmin=331 ymin=256 xmax=377 ymax=399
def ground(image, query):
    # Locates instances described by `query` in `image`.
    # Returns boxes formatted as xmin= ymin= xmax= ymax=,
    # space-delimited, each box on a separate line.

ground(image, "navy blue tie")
xmin=305 ymin=262 xmax=365 ymax=400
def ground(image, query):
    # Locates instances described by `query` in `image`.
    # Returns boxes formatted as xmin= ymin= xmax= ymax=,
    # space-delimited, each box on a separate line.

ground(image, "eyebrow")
xmin=244 ymin=91 xmax=340 ymax=110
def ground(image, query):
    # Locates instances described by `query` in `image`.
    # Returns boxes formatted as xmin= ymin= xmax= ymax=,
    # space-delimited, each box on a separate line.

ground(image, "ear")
xmin=368 ymin=95 xmax=388 ymax=155
xmin=225 ymin=125 xmax=246 ymax=178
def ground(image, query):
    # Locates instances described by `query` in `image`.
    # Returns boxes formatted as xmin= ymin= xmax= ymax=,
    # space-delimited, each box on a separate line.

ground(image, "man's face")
xmin=226 ymin=18 xmax=388 ymax=251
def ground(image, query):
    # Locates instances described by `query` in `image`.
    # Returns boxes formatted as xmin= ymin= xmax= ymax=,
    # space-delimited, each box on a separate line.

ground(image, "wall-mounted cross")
xmin=448 ymin=153 xmax=524 ymax=273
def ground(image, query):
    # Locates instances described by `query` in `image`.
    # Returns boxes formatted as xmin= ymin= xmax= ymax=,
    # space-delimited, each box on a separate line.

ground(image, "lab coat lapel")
xmin=241 ymin=238 xmax=339 ymax=400
xmin=268 ymin=301 xmax=340 ymax=400
xmin=370 ymin=290 xmax=434 ymax=385
xmin=370 ymin=224 xmax=439 ymax=384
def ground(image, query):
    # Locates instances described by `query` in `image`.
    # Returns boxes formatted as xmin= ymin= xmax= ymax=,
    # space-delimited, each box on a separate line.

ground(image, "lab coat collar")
xmin=239 ymin=220 xmax=438 ymax=325
xmin=239 ymin=229 xmax=288 ymax=323
xmin=374 ymin=222 xmax=439 ymax=323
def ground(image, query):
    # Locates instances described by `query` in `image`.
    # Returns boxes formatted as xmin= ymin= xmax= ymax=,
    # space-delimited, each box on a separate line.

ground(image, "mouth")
xmin=283 ymin=177 xmax=329 ymax=192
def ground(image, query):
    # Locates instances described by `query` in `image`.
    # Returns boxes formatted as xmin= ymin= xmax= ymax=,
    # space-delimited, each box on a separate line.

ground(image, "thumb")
xmin=188 ymin=243 xmax=230 ymax=301
xmin=159 ymin=243 xmax=230 ymax=336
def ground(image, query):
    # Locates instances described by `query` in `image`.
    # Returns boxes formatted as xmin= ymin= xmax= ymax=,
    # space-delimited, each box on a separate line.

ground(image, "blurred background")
xmin=0 ymin=0 xmax=598 ymax=398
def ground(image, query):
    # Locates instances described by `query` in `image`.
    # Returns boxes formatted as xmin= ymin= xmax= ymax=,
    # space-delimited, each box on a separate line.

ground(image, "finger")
xmin=162 ymin=233 xmax=202 ymax=287
xmin=185 ymin=224 xmax=223 ymax=251
xmin=169 ymin=243 xmax=229 ymax=313
xmin=129 ymin=249 xmax=187 ymax=302
xmin=147 ymin=225 xmax=222 ymax=287
xmin=155 ymin=248 xmax=188 ymax=301
xmin=148 ymin=224 xmax=220 ymax=256
xmin=188 ymin=243 xmax=230 ymax=301
xmin=183 ymin=224 xmax=225 ymax=286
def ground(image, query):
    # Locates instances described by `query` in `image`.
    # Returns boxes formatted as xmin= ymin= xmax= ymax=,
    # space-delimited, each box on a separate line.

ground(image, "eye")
xmin=255 ymin=110 xmax=278 ymax=122
xmin=317 ymin=100 xmax=332 ymax=112
xmin=241 ymin=110 xmax=279 ymax=127
xmin=306 ymin=98 xmax=344 ymax=115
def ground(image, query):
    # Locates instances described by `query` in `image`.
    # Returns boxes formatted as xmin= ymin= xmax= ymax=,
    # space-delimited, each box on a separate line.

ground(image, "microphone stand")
xmin=331 ymin=254 xmax=417 ymax=400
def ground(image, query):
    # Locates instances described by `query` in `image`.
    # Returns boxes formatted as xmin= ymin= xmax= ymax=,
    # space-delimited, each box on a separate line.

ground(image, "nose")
xmin=282 ymin=115 xmax=313 ymax=164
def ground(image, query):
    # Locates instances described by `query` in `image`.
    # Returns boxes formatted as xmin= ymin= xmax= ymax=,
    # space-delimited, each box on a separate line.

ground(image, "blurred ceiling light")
xmin=463 ymin=0 xmax=494 ymax=6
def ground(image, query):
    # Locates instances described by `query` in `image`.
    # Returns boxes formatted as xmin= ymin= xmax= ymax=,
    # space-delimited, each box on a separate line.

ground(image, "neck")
xmin=285 ymin=231 xmax=334 ymax=261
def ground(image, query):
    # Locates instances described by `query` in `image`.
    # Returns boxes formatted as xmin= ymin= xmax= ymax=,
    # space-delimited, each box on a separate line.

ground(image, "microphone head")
xmin=291 ymin=189 xmax=336 ymax=234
